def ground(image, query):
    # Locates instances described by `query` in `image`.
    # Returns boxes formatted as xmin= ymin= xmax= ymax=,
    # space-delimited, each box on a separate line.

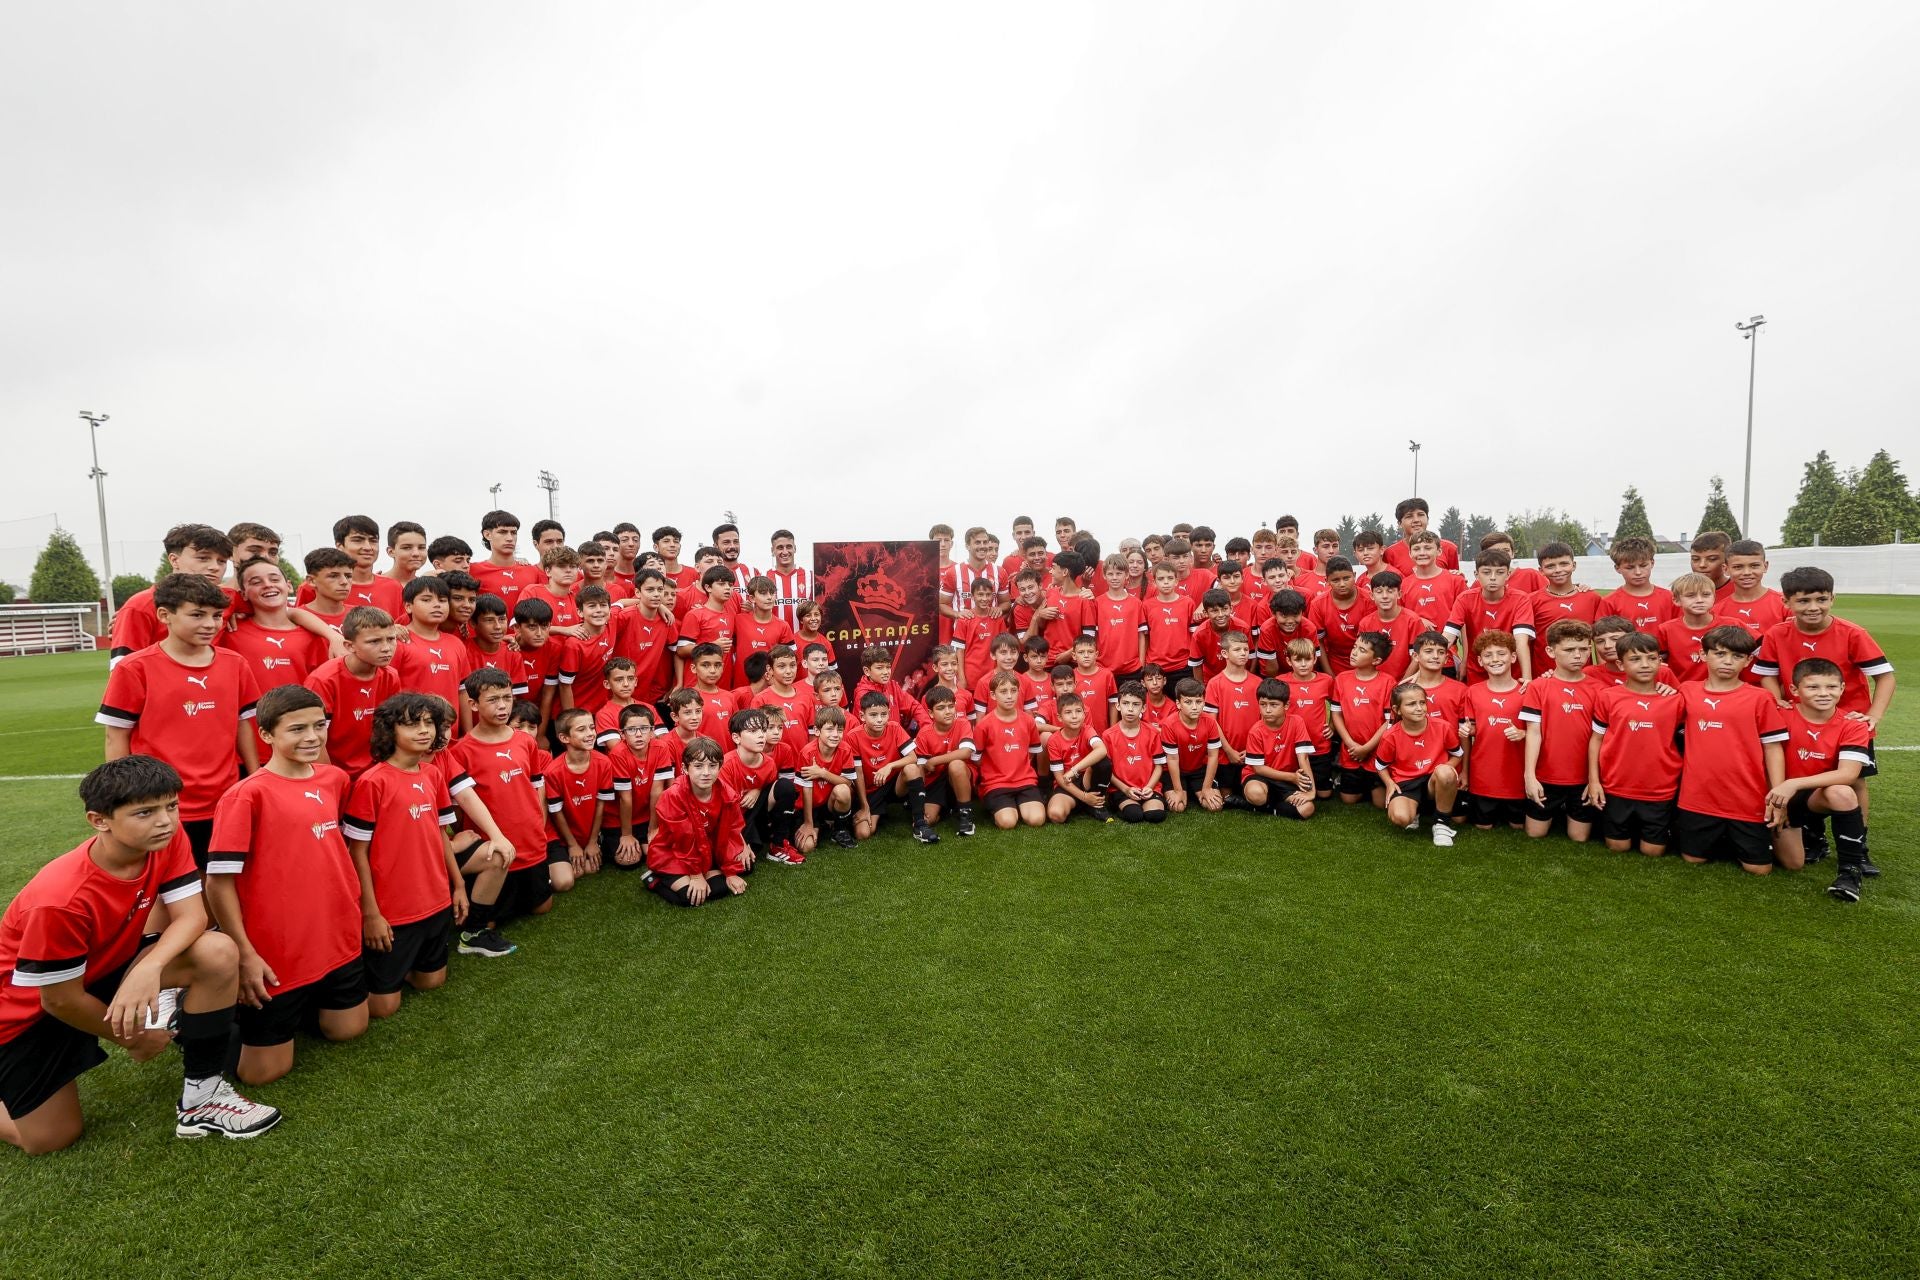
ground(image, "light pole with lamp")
xmin=1735 ymin=315 xmax=1766 ymax=536
xmin=80 ymin=412 xmax=115 ymax=632
xmin=1408 ymin=439 xmax=1422 ymax=496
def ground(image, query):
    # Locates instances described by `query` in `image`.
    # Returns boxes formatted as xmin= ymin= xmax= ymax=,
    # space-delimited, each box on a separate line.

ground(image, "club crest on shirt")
xmin=181 ymin=699 xmax=218 ymax=717
xmin=310 ymin=819 xmax=338 ymax=840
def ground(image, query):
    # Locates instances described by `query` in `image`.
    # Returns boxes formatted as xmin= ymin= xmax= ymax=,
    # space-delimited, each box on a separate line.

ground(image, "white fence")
xmin=1556 ymin=544 xmax=1920 ymax=596
xmin=0 ymin=604 xmax=102 ymax=656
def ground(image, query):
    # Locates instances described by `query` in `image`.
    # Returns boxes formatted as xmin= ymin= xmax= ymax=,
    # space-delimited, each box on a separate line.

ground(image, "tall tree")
xmin=1504 ymin=509 xmax=1592 ymax=560
xmin=1820 ymin=483 xmax=1889 ymax=547
xmin=1334 ymin=515 xmax=1359 ymax=555
xmin=1779 ymin=450 xmax=1845 ymax=546
xmin=1437 ymin=506 xmax=1465 ymax=548
xmin=111 ymin=573 xmax=151 ymax=607
xmin=1463 ymin=513 xmax=1497 ymax=559
xmin=1851 ymin=449 xmax=1920 ymax=541
xmin=1695 ymin=476 xmax=1741 ymax=542
xmin=1613 ymin=486 xmax=1655 ymax=541
xmin=29 ymin=529 xmax=102 ymax=604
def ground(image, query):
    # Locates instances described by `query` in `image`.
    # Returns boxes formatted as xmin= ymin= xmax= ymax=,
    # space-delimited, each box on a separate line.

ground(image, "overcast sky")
xmin=4 ymin=1 xmax=1916 ymax=581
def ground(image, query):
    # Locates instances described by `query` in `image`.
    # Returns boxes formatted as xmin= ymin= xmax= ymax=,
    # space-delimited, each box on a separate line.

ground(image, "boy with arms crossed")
xmin=0 ymin=757 xmax=279 ymax=1153
xmin=1045 ymin=694 xmax=1106 ymax=823
xmin=799 ymin=706 xmax=861 ymax=850
xmin=1596 ymin=536 xmax=1676 ymax=631
xmin=1329 ymin=632 xmax=1394 ymax=808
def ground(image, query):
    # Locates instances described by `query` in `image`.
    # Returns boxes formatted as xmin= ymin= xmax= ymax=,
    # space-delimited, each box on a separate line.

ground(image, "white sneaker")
xmin=144 ymin=987 xmax=182 ymax=1033
xmin=1432 ymin=823 xmax=1457 ymax=847
xmin=176 ymin=1080 xmax=283 ymax=1140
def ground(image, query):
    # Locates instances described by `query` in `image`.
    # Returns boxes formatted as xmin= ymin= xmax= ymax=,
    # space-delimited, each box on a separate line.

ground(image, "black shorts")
xmin=363 ymin=908 xmax=455 ymax=995
xmin=545 ymin=839 xmax=575 ymax=866
xmin=1176 ymin=768 xmax=1214 ymax=795
xmin=1674 ymin=808 xmax=1774 ymax=867
xmin=0 ymin=963 xmax=128 ymax=1119
xmin=1308 ymin=752 xmax=1337 ymax=793
xmin=1338 ymin=764 xmax=1383 ymax=797
xmin=1467 ymin=792 xmax=1526 ymax=827
xmin=236 ymin=957 xmax=368 ymax=1048
xmin=1389 ymin=774 xmax=1434 ymax=814
xmin=183 ymin=819 xmax=215 ymax=872
xmin=983 ymin=785 xmax=1044 ymax=816
xmin=1602 ymin=795 xmax=1674 ymax=845
xmin=599 ymin=823 xmax=650 ymax=869
xmin=1784 ymin=792 xmax=1818 ymax=830
xmin=922 ymin=775 xmax=955 ymax=812
xmin=466 ymin=862 xmax=555 ymax=923
xmin=1525 ymin=782 xmax=1600 ymax=826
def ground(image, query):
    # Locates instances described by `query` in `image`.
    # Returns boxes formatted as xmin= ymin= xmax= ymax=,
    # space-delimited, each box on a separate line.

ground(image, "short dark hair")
xmin=79 ymin=755 xmax=181 ymax=817
xmin=712 ymin=523 xmax=739 ymax=541
xmin=442 ymin=570 xmax=480 ymax=595
xmin=613 ymin=522 xmax=640 ymax=538
xmin=257 ymin=684 xmax=325 ymax=734
xmin=1780 ymin=567 xmax=1834 ymax=597
xmin=163 ymin=523 xmax=232 ymax=558
xmin=386 ymin=520 xmax=425 ymax=548
xmin=1370 ymin=569 xmax=1402 ymax=591
xmin=1394 ymin=498 xmax=1430 ymax=522
xmin=341 ymin=606 xmax=394 ymax=639
xmin=333 ymin=515 xmax=379 ymax=544
xmin=924 ymin=686 xmax=955 ymax=708
xmin=1702 ymin=624 xmax=1759 ymax=657
xmin=857 ymin=691 xmax=890 ymax=712
xmin=1792 ymin=656 xmax=1844 ymax=685
xmin=473 ymin=593 xmax=508 ymax=619
xmin=681 ymin=735 xmax=724 ymax=766
xmin=402 ymin=575 xmax=450 ymax=605
xmin=1615 ymin=631 xmax=1661 ymax=658
xmin=727 ymin=708 xmax=769 ymax=735
xmin=304 ymin=547 xmax=353 ymax=576
xmin=511 ymin=599 xmax=554 ymax=627
xmin=1729 ymin=539 xmax=1766 ymax=558
xmin=741 ymin=652 xmax=770 ymax=685
xmin=1256 ymin=678 xmax=1291 ymax=702
xmin=463 ymin=667 xmax=513 ymax=699
xmin=371 ymin=692 xmax=451 ymax=760
xmin=700 ymin=565 xmax=732 ymax=589
xmin=153 ymin=572 xmax=228 ymax=612
xmin=428 ymin=535 xmax=474 ymax=561
xmin=481 ymin=510 xmax=519 ymax=534
xmin=530 ymin=519 xmax=565 ymax=543
xmin=1537 ymin=541 xmax=1575 ymax=562
xmin=618 ymin=703 xmax=656 ymax=728
xmin=1173 ymin=677 xmax=1205 ymax=699
xmin=577 ymin=584 xmax=610 ymax=607
xmin=651 ymin=525 xmax=682 ymax=544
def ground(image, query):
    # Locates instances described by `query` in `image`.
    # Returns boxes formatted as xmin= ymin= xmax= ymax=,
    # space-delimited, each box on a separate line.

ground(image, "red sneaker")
xmin=767 ymin=841 xmax=806 ymax=866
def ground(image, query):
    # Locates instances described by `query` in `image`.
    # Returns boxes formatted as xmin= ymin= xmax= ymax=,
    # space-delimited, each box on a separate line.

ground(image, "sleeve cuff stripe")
xmin=159 ymin=882 xmax=204 ymax=904
xmin=95 ymin=709 xmax=138 ymax=728
xmin=1839 ymin=748 xmax=1873 ymax=764
xmin=12 ymin=964 xmax=87 ymax=987
xmin=13 ymin=954 xmax=87 ymax=976
xmin=342 ymin=819 xmax=376 ymax=840
xmin=159 ymin=871 xmax=199 ymax=893
xmin=205 ymin=859 xmax=247 ymax=875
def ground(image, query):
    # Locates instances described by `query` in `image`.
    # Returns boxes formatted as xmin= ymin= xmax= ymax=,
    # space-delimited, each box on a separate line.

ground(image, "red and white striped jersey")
xmin=767 ymin=567 xmax=813 ymax=629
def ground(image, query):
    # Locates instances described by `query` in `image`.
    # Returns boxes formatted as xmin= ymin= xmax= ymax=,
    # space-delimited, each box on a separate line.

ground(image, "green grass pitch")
xmin=1 ymin=601 xmax=1917 ymax=1277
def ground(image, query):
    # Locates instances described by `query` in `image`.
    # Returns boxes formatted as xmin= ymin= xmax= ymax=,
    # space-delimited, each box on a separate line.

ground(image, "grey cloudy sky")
xmin=4 ymin=0 xmax=1916 ymax=580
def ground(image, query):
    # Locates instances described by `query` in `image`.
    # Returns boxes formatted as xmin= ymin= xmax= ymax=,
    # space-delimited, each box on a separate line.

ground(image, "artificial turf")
xmin=0 ymin=603 xmax=1916 ymax=1278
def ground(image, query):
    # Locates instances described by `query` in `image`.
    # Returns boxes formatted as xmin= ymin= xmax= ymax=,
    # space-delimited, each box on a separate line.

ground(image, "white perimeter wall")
xmin=1551 ymin=544 xmax=1920 ymax=596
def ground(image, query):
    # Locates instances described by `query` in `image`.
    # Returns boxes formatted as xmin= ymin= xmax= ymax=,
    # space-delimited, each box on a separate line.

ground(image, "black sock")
xmin=1832 ymin=809 xmax=1868 ymax=867
xmin=467 ymin=898 xmax=499 ymax=931
xmin=909 ymin=780 xmax=927 ymax=818
xmin=1144 ymin=807 xmax=1166 ymax=824
xmin=177 ymin=1005 xmax=236 ymax=1082
xmin=1118 ymin=801 xmax=1144 ymax=823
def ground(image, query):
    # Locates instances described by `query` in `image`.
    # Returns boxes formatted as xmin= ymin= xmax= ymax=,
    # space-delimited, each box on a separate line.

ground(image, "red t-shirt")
xmin=1591 ymin=686 xmax=1684 ymax=802
xmin=0 ymin=832 xmax=201 ymax=1046
xmin=568 ymin=628 xmax=619 ymax=714
xmin=1462 ymin=681 xmax=1527 ymax=800
xmin=1101 ymin=722 xmax=1165 ymax=791
xmin=754 ymin=684 xmax=819 ymax=757
xmin=1446 ymin=588 xmax=1538 ymax=682
xmin=604 ymin=738 xmax=671 ymax=827
xmin=342 ymin=761 xmax=458 ymax=925
xmin=610 ymin=607 xmax=679 ymax=704
xmin=1518 ymin=673 xmax=1599 ymax=787
xmin=975 ymin=711 xmax=1045 ymax=794
xmin=108 ymin=587 xmax=165 ymax=661
xmin=1781 ymin=709 xmax=1874 ymax=780
xmin=470 ymin=562 xmax=545 ymax=609
xmin=1091 ymin=594 xmax=1149 ymax=673
xmin=1310 ymin=593 xmax=1372 ymax=677
xmin=733 ymin=613 xmax=797 ymax=676
xmin=952 ymin=613 xmax=1010 ymax=689
xmin=1382 ymin=539 xmax=1461 ymax=575
xmin=1677 ymin=684 xmax=1788 ymax=821
xmin=1160 ymin=712 xmax=1222 ymax=777
xmin=1583 ymin=662 xmax=1679 ymax=690
xmin=1329 ymin=669 xmax=1392 ymax=768
xmin=915 ymin=719 xmax=977 ymax=781
xmin=1529 ymin=590 xmax=1604 ymax=672
xmin=846 ymin=722 xmax=914 ymax=790
xmin=1045 ymin=727 xmax=1097 ymax=783
xmin=1408 ymin=676 xmax=1469 ymax=728
xmin=516 ymin=638 xmax=578 ymax=702
xmin=1071 ymin=665 xmax=1118 ymax=733
xmin=1276 ymin=671 xmax=1335 ymax=756
xmin=96 ymin=646 xmax=262 ymax=821
xmin=718 ymin=748 xmax=778 ymax=803
xmin=1143 ymin=595 xmax=1198 ymax=671
xmin=1373 ymin=717 xmax=1462 ymax=784
xmin=220 ymin=620 xmax=326 ymax=691
xmin=207 ymin=766 xmax=361 ymax=992
xmin=1753 ymin=618 xmax=1892 ymax=716
xmin=1204 ymin=669 xmax=1263 ymax=754
xmin=798 ymin=737 xmax=859 ymax=806
xmin=1254 ymin=618 xmax=1319 ymax=671
xmin=544 ymin=753 xmax=616 ymax=845
xmin=296 ymin=573 xmax=404 ymax=618
xmin=1712 ymin=590 xmax=1789 ymax=639
xmin=442 ymin=731 xmax=549 ymax=869
xmin=392 ymin=630 xmax=471 ymax=709
xmin=1598 ymin=587 xmax=1677 ymax=632
xmin=1656 ymin=618 xmax=1717 ymax=684
xmin=678 ymin=605 xmax=739 ymax=687
xmin=1242 ymin=714 xmax=1313 ymax=783
xmin=1360 ymin=608 xmax=1441 ymax=680
xmin=306 ymin=658 xmax=404 ymax=779
xmin=1399 ymin=569 xmax=1468 ymax=623
xmin=970 ymin=669 xmax=1044 ymax=717
xmin=852 ymin=677 xmax=928 ymax=733
xmin=519 ymin=583 xmax=581 ymax=631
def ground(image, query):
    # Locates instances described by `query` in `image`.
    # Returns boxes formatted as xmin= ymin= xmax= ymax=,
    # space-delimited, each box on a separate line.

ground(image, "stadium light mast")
xmin=536 ymin=470 xmax=559 ymax=520
xmin=1735 ymin=315 xmax=1766 ymax=536
xmin=1408 ymin=439 xmax=1422 ymax=496
xmin=80 ymin=411 xmax=115 ymax=631
xmin=489 ymin=481 xmax=503 ymax=508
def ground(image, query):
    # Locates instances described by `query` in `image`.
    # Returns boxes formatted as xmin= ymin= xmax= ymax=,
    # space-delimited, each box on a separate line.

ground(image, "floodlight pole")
xmin=1735 ymin=315 xmax=1766 ymax=535
xmin=1408 ymin=440 xmax=1422 ymax=496
xmin=81 ymin=412 xmax=115 ymax=632
xmin=489 ymin=481 xmax=503 ymax=508
xmin=536 ymin=470 xmax=559 ymax=520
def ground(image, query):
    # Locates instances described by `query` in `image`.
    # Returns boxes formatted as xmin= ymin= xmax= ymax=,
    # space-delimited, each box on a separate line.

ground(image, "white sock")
xmin=181 ymin=1075 xmax=220 ymax=1109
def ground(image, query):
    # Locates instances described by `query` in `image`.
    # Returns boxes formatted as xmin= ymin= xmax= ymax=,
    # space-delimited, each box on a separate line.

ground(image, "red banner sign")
xmin=811 ymin=540 xmax=941 ymax=697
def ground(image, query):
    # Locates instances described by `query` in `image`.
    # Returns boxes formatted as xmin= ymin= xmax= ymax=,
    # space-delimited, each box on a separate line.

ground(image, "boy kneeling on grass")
xmin=0 ymin=757 xmax=281 ymax=1153
xmin=645 ymin=737 xmax=752 ymax=907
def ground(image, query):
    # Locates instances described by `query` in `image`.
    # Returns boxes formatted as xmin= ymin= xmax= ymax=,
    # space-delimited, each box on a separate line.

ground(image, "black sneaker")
xmin=1860 ymin=856 xmax=1881 ymax=878
xmin=830 ymin=823 xmax=858 ymax=849
xmin=955 ymin=808 xmax=977 ymax=837
xmin=458 ymin=927 xmax=517 ymax=958
xmin=1803 ymin=838 xmax=1831 ymax=864
xmin=912 ymin=822 xmax=940 ymax=845
xmin=1828 ymin=868 xmax=1863 ymax=903
xmin=1221 ymin=794 xmax=1251 ymax=812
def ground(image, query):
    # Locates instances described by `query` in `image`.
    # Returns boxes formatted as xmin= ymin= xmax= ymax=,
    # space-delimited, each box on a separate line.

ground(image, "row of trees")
xmin=1779 ymin=450 xmax=1919 ymax=547
xmin=11 ymin=530 xmax=304 ymax=607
